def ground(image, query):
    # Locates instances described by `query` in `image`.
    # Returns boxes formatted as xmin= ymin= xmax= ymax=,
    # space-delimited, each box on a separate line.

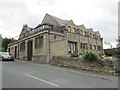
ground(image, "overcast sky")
xmin=0 ymin=0 xmax=119 ymax=49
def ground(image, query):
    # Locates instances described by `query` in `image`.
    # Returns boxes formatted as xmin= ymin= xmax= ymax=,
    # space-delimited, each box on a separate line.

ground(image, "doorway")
xmin=14 ymin=46 xmax=17 ymax=58
xmin=27 ymin=40 xmax=33 ymax=61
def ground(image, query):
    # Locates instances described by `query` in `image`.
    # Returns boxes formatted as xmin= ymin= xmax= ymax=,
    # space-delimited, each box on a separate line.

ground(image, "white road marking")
xmin=25 ymin=74 xmax=59 ymax=87
xmin=17 ymin=60 xmax=110 ymax=81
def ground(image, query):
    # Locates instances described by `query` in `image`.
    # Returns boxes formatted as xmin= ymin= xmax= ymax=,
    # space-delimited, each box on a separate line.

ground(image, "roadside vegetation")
xmin=0 ymin=35 xmax=14 ymax=52
xmin=83 ymin=52 xmax=99 ymax=62
xmin=49 ymin=48 xmax=120 ymax=75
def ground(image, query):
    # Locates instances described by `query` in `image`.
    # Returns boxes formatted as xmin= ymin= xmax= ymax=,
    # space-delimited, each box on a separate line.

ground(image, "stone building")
xmin=8 ymin=13 xmax=103 ymax=62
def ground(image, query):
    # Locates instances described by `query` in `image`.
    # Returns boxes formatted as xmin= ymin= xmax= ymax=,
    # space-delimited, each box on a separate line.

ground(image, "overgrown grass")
xmin=83 ymin=52 xmax=99 ymax=62
xmin=71 ymin=53 xmax=79 ymax=57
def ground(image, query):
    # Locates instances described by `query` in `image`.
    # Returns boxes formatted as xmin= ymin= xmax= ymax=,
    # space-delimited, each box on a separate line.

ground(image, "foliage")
xmin=104 ymin=48 xmax=118 ymax=57
xmin=71 ymin=53 xmax=79 ymax=57
xmin=2 ymin=37 xmax=13 ymax=52
xmin=115 ymin=67 xmax=120 ymax=75
xmin=83 ymin=52 xmax=99 ymax=62
xmin=0 ymin=36 xmax=2 ymax=52
xmin=115 ymin=36 xmax=120 ymax=59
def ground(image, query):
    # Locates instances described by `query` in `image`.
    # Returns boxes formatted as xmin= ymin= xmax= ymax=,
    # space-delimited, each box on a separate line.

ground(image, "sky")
xmin=0 ymin=0 xmax=119 ymax=49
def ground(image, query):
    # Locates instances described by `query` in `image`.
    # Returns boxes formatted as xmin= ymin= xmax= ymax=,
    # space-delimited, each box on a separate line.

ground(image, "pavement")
xmin=1 ymin=59 xmax=119 ymax=88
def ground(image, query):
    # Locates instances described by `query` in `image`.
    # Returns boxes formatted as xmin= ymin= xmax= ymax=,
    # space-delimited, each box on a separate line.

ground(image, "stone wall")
xmin=32 ymin=55 xmax=47 ymax=64
xmin=49 ymin=56 xmax=119 ymax=75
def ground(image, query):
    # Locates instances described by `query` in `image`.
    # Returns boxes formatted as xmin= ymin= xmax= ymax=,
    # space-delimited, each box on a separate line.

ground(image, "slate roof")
xmin=49 ymin=14 xmax=69 ymax=26
xmin=43 ymin=13 xmax=69 ymax=26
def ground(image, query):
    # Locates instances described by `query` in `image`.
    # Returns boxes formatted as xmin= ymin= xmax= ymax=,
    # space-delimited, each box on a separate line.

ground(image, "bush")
xmin=83 ymin=52 xmax=99 ymax=62
xmin=115 ymin=67 xmax=120 ymax=75
xmin=71 ymin=53 xmax=79 ymax=57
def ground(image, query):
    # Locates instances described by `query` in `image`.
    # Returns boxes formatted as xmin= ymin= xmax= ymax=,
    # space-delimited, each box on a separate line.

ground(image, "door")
xmin=14 ymin=46 xmax=17 ymax=58
xmin=27 ymin=40 xmax=33 ymax=61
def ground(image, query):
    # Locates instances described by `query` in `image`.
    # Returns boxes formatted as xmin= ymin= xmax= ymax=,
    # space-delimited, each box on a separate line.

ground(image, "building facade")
xmin=8 ymin=13 xmax=103 ymax=62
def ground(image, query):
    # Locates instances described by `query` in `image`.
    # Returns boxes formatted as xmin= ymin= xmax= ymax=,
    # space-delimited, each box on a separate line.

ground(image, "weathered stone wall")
xmin=50 ymin=56 xmax=118 ymax=75
xmin=32 ymin=55 xmax=47 ymax=64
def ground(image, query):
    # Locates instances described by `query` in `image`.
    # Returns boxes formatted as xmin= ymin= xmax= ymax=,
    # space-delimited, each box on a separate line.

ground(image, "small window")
xmin=81 ymin=43 xmax=83 ymax=49
xmin=90 ymin=44 xmax=92 ymax=50
xmin=96 ymin=36 xmax=98 ymax=39
xmin=93 ymin=34 xmax=95 ymax=39
xmin=84 ymin=31 xmax=87 ymax=36
xmin=68 ymin=26 xmax=71 ymax=32
xmin=80 ymin=30 xmax=83 ymax=35
xmin=97 ymin=46 xmax=101 ymax=50
xmin=54 ymin=35 xmax=57 ymax=39
xmin=93 ymin=45 xmax=96 ymax=50
xmin=90 ymin=33 xmax=92 ymax=38
xmin=73 ymin=28 xmax=76 ymax=33
xmin=81 ymin=43 xmax=88 ymax=50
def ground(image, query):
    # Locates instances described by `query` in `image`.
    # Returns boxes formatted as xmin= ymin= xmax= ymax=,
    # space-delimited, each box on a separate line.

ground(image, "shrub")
xmin=71 ymin=53 xmax=79 ymax=57
xmin=83 ymin=52 xmax=99 ymax=62
xmin=115 ymin=67 xmax=120 ymax=75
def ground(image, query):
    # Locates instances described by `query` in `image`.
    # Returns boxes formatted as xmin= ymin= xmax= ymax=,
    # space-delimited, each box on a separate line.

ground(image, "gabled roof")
xmin=19 ymin=24 xmax=33 ymax=39
xmin=42 ymin=13 xmax=69 ymax=26
xmin=49 ymin=14 xmax=69 ymax=26
xmin=86 ymin=28 xmax=93 ymax=32
xmin=77 ymin=24 xmax=86 ymax=30
xmin=95 ymin=31 xmax=100 ymax=35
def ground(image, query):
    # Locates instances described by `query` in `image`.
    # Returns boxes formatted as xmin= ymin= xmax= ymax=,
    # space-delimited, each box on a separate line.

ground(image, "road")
xmin=1 ymin=60 xmax=118 ymax=88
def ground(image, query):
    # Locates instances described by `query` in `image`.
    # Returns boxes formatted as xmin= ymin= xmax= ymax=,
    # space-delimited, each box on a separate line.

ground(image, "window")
xmin=85 ymin=43 xmax=88 ymax=50
xmin=90 ymin=33 xmax=92 ymax=38
xmin=93 ymin=34 xmax=95 ymax=39
xmin=84 ymin=31 xmax=87 ymax=37
xmin=73 ymin=28 xmax=76 ymax=33
xmin=90 ymin=44 xmax=92 ymax=50
xmin=20 ymin=42 xmax=25 ymax=51
xmin=80 ymin=30 xmax=83 ymax=35
xmin=97 ymin=46 xmax=101 ymax=50
xmin=54 ymin=35 xmax=57 ymax=39
xmin=93 ymin=45 xmax=96 ymax=50
xmin=81 ymin=43 xmax=88 ymax=50
xmin=68 ymin=26 xmax=71 ymax=32
xmin=81 ymin=43 xmax=83 ymax=49
xmin=68 ymin=41 xmax=77 ymax=54
xmin=96 ymin=36 xmax=98 ymax=39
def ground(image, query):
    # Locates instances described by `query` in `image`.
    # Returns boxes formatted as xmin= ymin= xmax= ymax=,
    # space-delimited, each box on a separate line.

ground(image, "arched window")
xmin=90 ymin=44 xmax=92 ymax=50
xmin=84 ymin=31 xmax=87 ymax=36
xmin=80 ymin=30 xmax=83 ymax=35
xmin=73 ymin=28 xmax=76 ymax=33
xmin=68 ymin=26 xmax=71 ymax=32
xmin=90 ymin=33 xmax=92 ymax=38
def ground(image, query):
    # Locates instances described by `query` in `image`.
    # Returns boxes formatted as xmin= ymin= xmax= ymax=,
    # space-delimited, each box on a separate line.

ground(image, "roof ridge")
xmin=47 ymin=13 xmax=69 ymax=26
xmin=48 ymin=14 xmax=61 ymax=26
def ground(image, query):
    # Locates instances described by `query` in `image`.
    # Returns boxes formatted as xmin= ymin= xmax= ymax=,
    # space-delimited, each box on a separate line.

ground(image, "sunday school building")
xmin=8 ymin=13 xmax=103 ymax=62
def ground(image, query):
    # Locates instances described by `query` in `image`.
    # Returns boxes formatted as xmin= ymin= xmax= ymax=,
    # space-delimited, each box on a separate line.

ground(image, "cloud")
xmin=0 ymin=0 xmax=119 ymax=49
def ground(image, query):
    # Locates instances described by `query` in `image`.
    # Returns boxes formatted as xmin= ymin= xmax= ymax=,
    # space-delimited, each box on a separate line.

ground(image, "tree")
xmin=2 ymin=37 xmax=13 ymax=52
xmin=116 ymin=36 xmax=120 ymax=58
xmin=0 ymin=34 xmax=2 ymax=51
